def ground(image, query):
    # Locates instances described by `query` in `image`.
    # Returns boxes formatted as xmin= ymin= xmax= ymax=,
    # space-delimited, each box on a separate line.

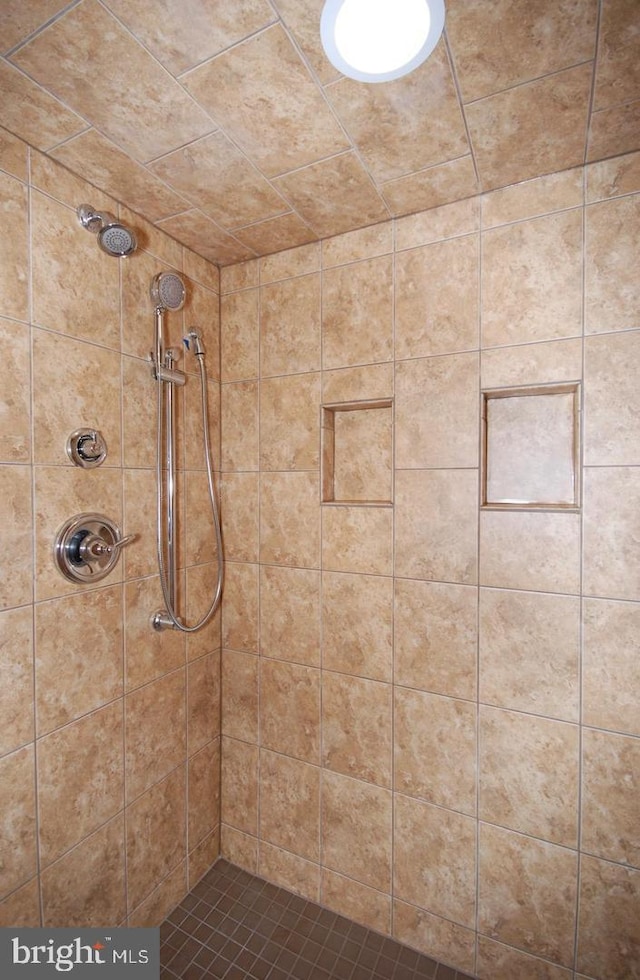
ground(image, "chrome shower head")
xmin=77 ymin=204 xmax=137 ymax=257
xmin=150 ymin=271 xmax=186 ymax=312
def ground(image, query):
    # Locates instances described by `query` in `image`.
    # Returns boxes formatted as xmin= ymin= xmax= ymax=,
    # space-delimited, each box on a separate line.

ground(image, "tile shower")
xmin=1 ymin=128 xmax=640 ymax=979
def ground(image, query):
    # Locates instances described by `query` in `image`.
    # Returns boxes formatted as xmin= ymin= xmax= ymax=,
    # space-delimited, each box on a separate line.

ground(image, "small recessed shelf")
xmin=481 ymin=383 xmax=581 ymax=510
xmin=322 ymin=399 xmax=393 ymax=506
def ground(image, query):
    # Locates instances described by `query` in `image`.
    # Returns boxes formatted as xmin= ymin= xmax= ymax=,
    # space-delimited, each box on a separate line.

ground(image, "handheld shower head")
xmin=77 ymin=204 xmax=137 ymax=257
xmin=150 ymin=272 xmax=186 ymax=312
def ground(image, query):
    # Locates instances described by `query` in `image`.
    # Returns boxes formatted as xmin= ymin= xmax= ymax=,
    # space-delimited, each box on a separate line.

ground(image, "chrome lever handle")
xmin=80 ymin=532 xmax=136 ymax=561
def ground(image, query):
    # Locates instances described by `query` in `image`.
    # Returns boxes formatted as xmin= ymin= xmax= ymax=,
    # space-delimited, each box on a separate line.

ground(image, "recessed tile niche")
xmin=481 ymin=383 xmax=581 ymax=509
xmin=322 ymin=400 xmax=393 ymax=505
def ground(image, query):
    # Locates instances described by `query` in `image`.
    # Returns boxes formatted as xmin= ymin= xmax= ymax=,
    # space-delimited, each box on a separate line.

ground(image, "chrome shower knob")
xmin=54 ymin=513 xmax=136 ymax=583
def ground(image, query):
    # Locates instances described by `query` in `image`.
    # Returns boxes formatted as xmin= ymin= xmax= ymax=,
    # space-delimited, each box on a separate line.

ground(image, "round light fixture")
xmin=320 ymin=0 xmax=445 ymax=83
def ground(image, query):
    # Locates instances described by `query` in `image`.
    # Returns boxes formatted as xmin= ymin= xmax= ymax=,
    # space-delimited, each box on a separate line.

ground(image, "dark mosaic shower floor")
xmin=160 ymin=859 xmax=476 ymax=980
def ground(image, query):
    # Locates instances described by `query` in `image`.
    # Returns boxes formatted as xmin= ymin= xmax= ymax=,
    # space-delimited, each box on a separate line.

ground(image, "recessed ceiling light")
xmin=321 ymin=0 xmax=445 ymax=84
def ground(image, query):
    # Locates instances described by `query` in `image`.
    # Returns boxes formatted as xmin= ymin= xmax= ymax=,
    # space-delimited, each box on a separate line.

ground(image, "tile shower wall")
xmin=219 ymin=152 xmax=640 ymax=979
xmin=0 ymin=128 xmax=221 ymax=928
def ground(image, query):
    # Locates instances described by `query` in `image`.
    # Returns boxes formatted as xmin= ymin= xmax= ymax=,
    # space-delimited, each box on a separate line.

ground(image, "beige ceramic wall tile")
xmin=321 ymin=770 xmax=392 ymax=892
xmin=582 ymin=727 xmax=640 ymax=868
xmin=322 ymin=222 xmax=392 ymax=269
xmin=0 ymin=319 xmax=30 ymax=462
xmin=583 ymin=598 xmax=640 ymax=737
xmin=322 ymin=506 xmax=392 ymax=576
xmin=36 ymin=586 xmax=123 ymax=735
xmin=260 ymin=373 xmax=320 ymax=470
xmin=0 ymin=172 xmax=28 ymax=322
xmin=0 ymin=606 xmax=33 ymax=757
xmin=481 ymin=210 xmax=583 ymax=348
xmin=221 ymin=650 xmax=258 ymax=743
xmin=395 ymin=470 xmax=478 ymax=584
xmin=322 ymin=571 xmax=392 ymax=682
xmin=0 ymin=878 xmax=41 ymax=927
xmin=221 ymin=473 xmax=259 ymax=563
xmin=593 ymin=0 xmax=640 ymax=110
xmin=183 ymin=248 xmax=219 ymax=294
xmin=260 ymin=472 xmax=320 ymax=568
xmin=41 ymin=816 xmax=126 ymax=927
xmin=394 ymin=794 xmax=476 ymax=928
xmin=125 ymin=766 xmax=186 ymax=912
xmin=188 ymin=829 xmax=220 ymax=891
xmin=187 ymin=653 xmax=220 ymax=755
xmin=31 ymin=191 xmax=120 ymax=347
xmin=395 ymin=353 xmax=479 ymax=467
xmin=382 ymin=156 xmax=479 ymax=218
xmin=394 ymin=235 xmax=479 ymax=359
xmin=259 ymin=565 xmax=320 ymax=666
xmin=479 ymin=511 xmax=581 ymax=594
xmin=393 ymin=900 xmax=476 ymax=973
xmin=259 ymin=842 xmax=320 ymax=903
xmin=37 ymin=702 xmax=124 ymax=867
xmin=322 ymin=256 xmax=393 ymax=369
xmin=322 ymin=672 xmax=392 ymax=787
xmin=220 ymin=259 xmax=259 ymax=294
xmin=0 ymin=61 xmax=86 ymax=152
xmin=260 ymin=274 xmax=321 ymax=377
xmin=123 ymin=469 xmax=156 ymax=579
xmin=321 ymin=869 xmax=391 ymax=935
xmin=260 ymin=659 xmax=320 ymax=764
xmin=588 ymin=101 xmax=640 ymax=163
xmin=476 ymin=936 xmax=573 ymax=980
xmin=587 ymin=151 xmax=640 ymax=202
xmin=395 ymin=689 xmax=476 ymax=815
xmin=481 ymin=169 xmax=584 ymax=229
xmin=479 ymin=706 xmax=579 ymax=847
xmin=184 ymin=470 xmax=218 ymax=566
xmin=188 ymin=740 xmax=220 ymax=848
xmin=32 ymin=330 xmax=122 ymax=465
xmin=481 ymin=338 xmax=583 ymax=390
xmin=322 ymin=363 xmax=394 ymax=405
xmin=124 ymin=669 xmax=186 ymax=802
xmin=29 ymin=150 xmax=116 ymax=215
xmin=184 ymin=563 xmax=222 ymax=662
xmin=478 ymin=823 xmax=578 ymax=968
xmin=129 ymin=862 xmax=188 ymax=928
xmin=446 ymin=0 xmax=597 ymax=103
xmin=221 ymin=737 xmax=258 ymax=836
xmin=0 ymin=745 xmax=36 ymax=899
xmin=479 ymin=589 xmax=580 ymax=722
xmin=331 ymin=406 xmax=392 ymax=503
xmin=259 ymin=749 xmax=320 ymax=863
xmin=583 ymin=467 xmax=640 ymax=600
xmin=221 ymin=381 xmax=259 ymax=472
xmin=220 ymin=826 xmax=257 ymax=873
xmin=585 ymin=194 xmax=640 ymax=333
xmin=466 ymin=64 xmax=592 ymax=191
xmin=0 ymin=127 xmax=28 ymax=181
xmin=325 ymin=45 xmax=468 ymax=183
xmin=221 ymin=289 xmax=259 ymax=382
xmin=183 ymin=24 xmax=348 ymax=176
xmin=12 ymin=0 xmax=213 ymax=162
xmin=124 ymin=576 xmax=185 ymax=692
xmin=260 ymin=242 xmax=320 ymax=285
xmin=577 ymin=855 xmax=640 ymax=979
xmin=0 ymin=464 xmax=32 ymax=610
xmin=221 ymin=562 xmax=259 ymax=654
xmin=394 ymin=580 xmax=477 ymax=700
xmin=273 ymin=153 xmax=389 ymax=240
xmin=395 ymin=198 xmax=480 ymax=251
xmin=585 ymin=330 xmax=640 ymax=464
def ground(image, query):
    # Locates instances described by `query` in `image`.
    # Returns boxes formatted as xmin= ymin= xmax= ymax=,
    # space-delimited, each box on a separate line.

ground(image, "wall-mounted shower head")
xmin=77 ymin=204 xmax=137 ymax=257
xmin=150 ymin=271 xmax=186 ymax=312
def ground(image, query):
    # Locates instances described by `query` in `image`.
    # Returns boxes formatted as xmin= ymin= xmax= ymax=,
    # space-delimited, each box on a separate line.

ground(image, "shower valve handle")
xmin=80 ymin=532 xmax=136 ymax=561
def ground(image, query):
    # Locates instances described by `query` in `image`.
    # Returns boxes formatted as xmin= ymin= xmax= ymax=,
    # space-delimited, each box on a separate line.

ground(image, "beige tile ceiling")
xmin=1 ymin=0 xmax=638 ymax=266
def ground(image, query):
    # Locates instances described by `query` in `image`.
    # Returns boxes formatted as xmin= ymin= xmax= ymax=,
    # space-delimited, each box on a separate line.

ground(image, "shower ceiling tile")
xmin=10 ymin=0 xmax=214 ymax=163
xmin=0 ymin=61 xmax=86 ymax=152
xmin=233 ymin=211 xmax=317 ymax=256
xmin=0 ymin=0 xmax=70 ymax=54
xmin=381 ymin=156 xmax=479 ymax=218
xmin=593 ymin=0 xmax=640 ymax=110
xmin=274 ymin=152 xmax=390 ymax=238
xmin=445 ymin=0 xmax=598 ymax=104
xmin=157 ymin=208 xmax=254 ymax=266
xmin=272 ymin=0 xmax=340 ymax=86
xmin=149 ymin=132 xmax=288 ymax=229
xmin=466 ymin=63 xmax=593 ymax=191
xmin=587 ymin=99 xmax=640 ymax=161
xmin=102 ymin=0 xmax=276 ymax=76
xmin=51 ymin=129 xmax=188 ymax=223
xmin=325 ymin=44 xmax=468 ymax=183
xmin=182 ymin=24 xmax=349 ymax=177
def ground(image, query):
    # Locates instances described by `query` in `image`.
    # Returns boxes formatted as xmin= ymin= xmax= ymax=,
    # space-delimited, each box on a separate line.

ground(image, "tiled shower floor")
xmin=160 ymin=859 xmax=476 ymax=980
